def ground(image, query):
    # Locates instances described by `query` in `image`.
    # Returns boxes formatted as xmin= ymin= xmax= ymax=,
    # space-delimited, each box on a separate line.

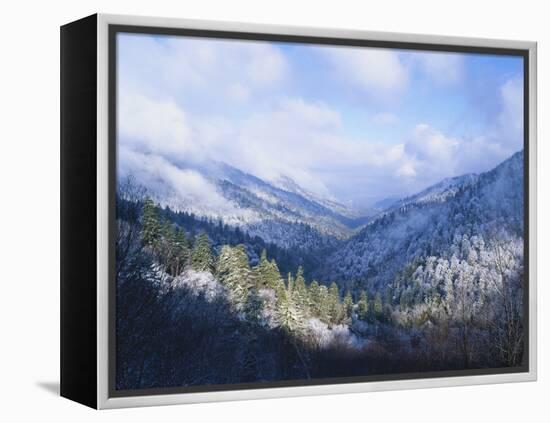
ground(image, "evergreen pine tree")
xmin=275 ymin=282 xmax=304 ymax=334
xmin=159 ymin=220 xmax=177 ymax=273
xmin=287 ymin=272 xmax=295 ymax=293
xmin=173 ymin=227 xmax=190 ymax=275
xmin=253 ymin=249 xmax=271 ymax=288
xmin=343 ymin=290 xmax=354 ymax=320
xmin=244 ymin=290 xmax=264 ymax=324
xmin=191 ymin=232 xmax=214 ymax=272
xmin=373 ymin=292 xmax=383 ymax=319
xmin=308 ymin=280 xmax=320 ymax=314
xmin=141 ymin=197 xmax=161 ymax=249
xmin=328 ymin=282 xmax=343 ymax=325
xmin=294 ymin=266 xmax=308 ymax=311
xmin=357 ymin=290 xmax=369 ymax=320
xmin=317 ymin=284 xmax=330 ymax=323
xmin=266 ymin=259 xmax=283 ymax=290
xmin=217 ymin=244 xmax=252 ymax=312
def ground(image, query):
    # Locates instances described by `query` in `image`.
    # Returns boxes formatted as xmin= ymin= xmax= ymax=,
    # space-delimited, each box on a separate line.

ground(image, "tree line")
xmin=139 ymin=197 xmax=386 ymax=335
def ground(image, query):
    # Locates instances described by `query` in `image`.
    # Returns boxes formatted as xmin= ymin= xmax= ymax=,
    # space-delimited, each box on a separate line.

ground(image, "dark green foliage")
xmin=373 ymin=292 xmax=383 ymax=318
xmin=173 ymin=228 xmax=190 ymax=274
xmin=343 ymin=290 xmax=353 ymax=320
xmin=328 ymin=282 xmax=344 ymax=325
xmin=191 ymin=232 xmax=215 ymax=272
xmin=156 ymin=204 xmax=339 ymax=281
xmin=141 ymin=197 xmax=161 ymax=249
xmin=308 ymin=280 xmax=320 ymax=310
xmin=294 ymin=266 xmax=308 ymax=311
xmin=357 ymin=290 xmax=368 ymax=320
xmin=252 ymin=249 xmax=271 ymax=288
xmin=217 ymin=244 xmax=253 ymax=311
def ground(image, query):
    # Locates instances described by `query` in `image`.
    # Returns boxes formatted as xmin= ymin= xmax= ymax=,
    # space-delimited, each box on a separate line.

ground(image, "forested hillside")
xmin=116 ymin=186 xmax=362 ymax=389
xmin=321 ymin=150 xmax=524 ymax=292
xmin=116 ymin=151 xmax=525 ymax=390
xmin=149 ymin=199 xmax=339 ymax=282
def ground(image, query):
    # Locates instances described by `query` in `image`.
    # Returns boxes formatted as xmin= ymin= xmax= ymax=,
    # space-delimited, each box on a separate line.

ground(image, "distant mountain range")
xmin=141 ymin=159 xmax=376 ymax=245
xmin=380 ymin=173 xmax=479 ymax=212
xmin=130 ymin=149 xmax=523 ymax=293
xmin=319 ymin=150 xmax=524 ymax=292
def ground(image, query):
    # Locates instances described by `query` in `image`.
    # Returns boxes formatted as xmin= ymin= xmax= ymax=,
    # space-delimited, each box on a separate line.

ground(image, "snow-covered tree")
xmin=141 ymin=197 xmax=161 ymax=249
xmin=357 ymin=290 xmax=369 ymax=320
xmin=275 ymin=284 xmax=304 ymax=334
xmin=173 ymin=227 xmax=190 ymax=275
xmin=286 ymin=272 xmax=295 ymax=293
xmin=294 ymin=266 xmax=308 ymax=312
xmin=191 ymin=232 xmax=214 ymax=272
xmin=217 ymin=244 xmax=253 ymax=312
xmin=308 ymin=280 xmax=320 ymax=311
xmin=328 ymin=282 xmax=343 ymax=324
xmin=252 ymin=249 xmax=270 ymax=287
xmin=313 ymin=284 xmax=329 ymax=323
xmin=343 ymin=290 xmax=353 ymax=320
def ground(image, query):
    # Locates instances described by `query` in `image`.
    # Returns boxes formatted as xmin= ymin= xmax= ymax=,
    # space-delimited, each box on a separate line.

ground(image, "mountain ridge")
xmin=126 ymin=149 xmax=523 ymax=286
xmin=136 ymin=159 xmax=374 ymax=243
xmin=318 ymin=150 xmax=524 ymax=292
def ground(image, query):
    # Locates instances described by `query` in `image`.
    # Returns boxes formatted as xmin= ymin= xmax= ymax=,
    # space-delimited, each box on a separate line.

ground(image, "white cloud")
xmin=400 ymin=124 xmax=462 ymax=184
xmin=396 ymin=76 xmax=523 ymax=187
xmin=396 ymin=161 xmax=417 ymax=177
xmin=409 ymin=123 xmax=460 ymax=163
xmin=118 ymin=147 xmax=257 ymax=222
xmin=414 ymin=51 xmax=465 ymax=84
xmin=226 ymin=83 xmax=250 ymax=103
xmin=118 ymin=33 xmax=288 ymax=109
xmin=118 ymin=92 xmax=200 ymax=162
xmin=278 ymin=97 xmax=342 ymax=128
xmin=372 ymin=112 xmax=400 ymax=125
xmin=117 ymin=34 xmax=523 ymax=208
xmin=496 ymin=77 xmax=523 ymax=144
xmin=322 ymin=46 xmax=408 ymax=100
xmin=225 ymin=98 xmax=344 ymax=196
xmin=320 ymin=48 xmax=464 ymax=102
xmin=244 ymin=43 xmax=288 ymax=85
xmin=154 ymin=94 xmax=401 ymax=199
xmin=117 ymin=85 xmax=521 ymax=208
xmin=118 ymin=92 xmax=347 ymax=200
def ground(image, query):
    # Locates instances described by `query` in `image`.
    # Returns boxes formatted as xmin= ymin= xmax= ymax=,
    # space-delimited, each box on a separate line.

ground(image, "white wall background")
xmin=0 ymin=0 xmax=547 ymax=421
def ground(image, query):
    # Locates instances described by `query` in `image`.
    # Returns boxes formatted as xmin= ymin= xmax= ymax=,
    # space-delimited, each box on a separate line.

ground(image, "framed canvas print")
xmin=60 ymin=13 xmax=537 ymax=409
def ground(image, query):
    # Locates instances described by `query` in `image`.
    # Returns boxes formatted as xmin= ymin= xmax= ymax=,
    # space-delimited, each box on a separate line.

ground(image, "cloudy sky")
xmin=117 ymin=32 xmax=524 ymax=210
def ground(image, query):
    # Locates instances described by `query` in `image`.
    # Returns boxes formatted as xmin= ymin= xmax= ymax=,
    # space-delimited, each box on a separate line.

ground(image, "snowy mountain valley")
xmin=115 ymin=150 xmax=525 ymax=390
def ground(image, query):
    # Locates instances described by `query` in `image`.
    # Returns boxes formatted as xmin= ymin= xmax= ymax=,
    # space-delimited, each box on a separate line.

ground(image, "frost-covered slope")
xmin=386 ymin=173 xmax=479 ymax=210
xmin=211 ymin=162 xmax=377 ymax=235
xmin=319 ymin=150 xmax=524 ymax=292
xmin=272 ymin=174 xmax=368 ymax=220
xmin=137 ymin=159 xmax=369 ymax=245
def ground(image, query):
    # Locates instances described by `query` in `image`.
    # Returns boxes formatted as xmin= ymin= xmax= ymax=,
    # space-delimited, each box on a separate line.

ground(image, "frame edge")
xmin=95 ymin=13 xmax=538 ymax=409
xmin=60 ymin=13 xmax=99 ymax=409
